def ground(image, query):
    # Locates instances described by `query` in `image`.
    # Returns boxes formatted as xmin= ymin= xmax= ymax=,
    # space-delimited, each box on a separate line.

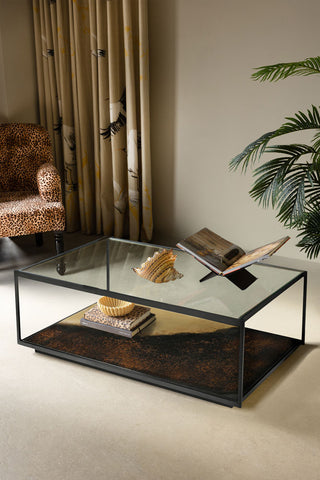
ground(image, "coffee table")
xmin=14 ymin=237 xmax=307 ymax=408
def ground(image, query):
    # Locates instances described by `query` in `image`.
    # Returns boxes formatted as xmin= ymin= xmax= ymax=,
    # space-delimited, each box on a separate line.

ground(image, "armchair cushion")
xmin=0 ymin=191 xmax=65 ymax=237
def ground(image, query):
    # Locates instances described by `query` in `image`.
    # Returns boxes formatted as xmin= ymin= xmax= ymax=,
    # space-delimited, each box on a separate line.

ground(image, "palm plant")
xmin=230 ymin=57 xmax=320 ymax=258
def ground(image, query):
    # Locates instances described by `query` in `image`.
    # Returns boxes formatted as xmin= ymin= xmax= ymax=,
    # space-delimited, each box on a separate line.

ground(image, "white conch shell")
xmin=133 ymin=249 xmax=183 ymax=283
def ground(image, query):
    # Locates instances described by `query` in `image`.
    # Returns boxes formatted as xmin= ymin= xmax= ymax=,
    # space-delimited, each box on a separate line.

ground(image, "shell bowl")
xmin=97 ymin=296 xmax=135 ymax=317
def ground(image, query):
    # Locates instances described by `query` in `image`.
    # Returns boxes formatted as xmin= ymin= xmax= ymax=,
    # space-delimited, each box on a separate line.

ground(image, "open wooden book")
xmin=177 ymin=228 xmax=290 ymax=276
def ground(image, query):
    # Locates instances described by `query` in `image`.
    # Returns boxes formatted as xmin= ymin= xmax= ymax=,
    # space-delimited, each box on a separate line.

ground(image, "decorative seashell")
xmin=133 ymin=249 xmax=183 ymax=283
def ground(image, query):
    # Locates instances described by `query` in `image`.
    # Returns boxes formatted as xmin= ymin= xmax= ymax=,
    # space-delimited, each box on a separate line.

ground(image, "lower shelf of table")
xmin=22 ymin=314 xmax=301 ymax=407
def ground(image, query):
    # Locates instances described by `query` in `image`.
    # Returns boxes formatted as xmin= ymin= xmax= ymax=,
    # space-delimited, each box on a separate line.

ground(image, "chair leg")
xmin=54 ymin=231 xmax=66 ymax=275
xmin=54 ymin=231 xmax=64 ymax=255
xmin=35 ymin=232 xmax=43 ymax=247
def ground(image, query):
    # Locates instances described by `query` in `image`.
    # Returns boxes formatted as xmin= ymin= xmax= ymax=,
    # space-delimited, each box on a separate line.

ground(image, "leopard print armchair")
xmin=0 ymin=123 xmax=65 ymax=260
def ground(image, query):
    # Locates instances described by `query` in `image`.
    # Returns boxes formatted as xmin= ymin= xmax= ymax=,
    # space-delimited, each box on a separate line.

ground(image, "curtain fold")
xmin=32 ymin=0 xmax=153 ymax=241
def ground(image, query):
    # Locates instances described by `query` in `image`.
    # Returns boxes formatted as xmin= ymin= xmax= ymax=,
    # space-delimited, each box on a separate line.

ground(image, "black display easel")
xmin=200 ymin=268 xmax=257 ymax=290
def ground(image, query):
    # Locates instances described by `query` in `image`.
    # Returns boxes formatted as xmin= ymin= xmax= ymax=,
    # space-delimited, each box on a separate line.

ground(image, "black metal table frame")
xmin=14 ymin=237 xmax=308 ymax=408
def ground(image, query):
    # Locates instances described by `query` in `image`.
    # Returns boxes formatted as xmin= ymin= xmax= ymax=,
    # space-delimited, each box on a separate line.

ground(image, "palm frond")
xmin=277 ymin=106 xmax=320 ymax=133
xmin=312 ymin=129 xmax=320 ymax=148
xmin=265 ymin=143 xmax=315 ymax=157
xmin=301 ymin=167 xmax=320 ymax=204
xmin=276 ymin=167 xmax=308 ymax=226
xmin=275 ymin=162 xmax=320 ymax=227
xmin=250 ymin=157 xmax=291 ymax=207
xmin=296 ymin=209 xmax=320 ymax=258
xmin=248 ymin=144 xmax=318 ymax=226
xmin=230 ymin=106 xmax=320 ymax=172
xmin=252 ymin=57 xmax=320 ymax=82
xmin=311 ymin=131 xmax=320 ymax=168
xmin=229 ymin=131 xmax=276 ymax=172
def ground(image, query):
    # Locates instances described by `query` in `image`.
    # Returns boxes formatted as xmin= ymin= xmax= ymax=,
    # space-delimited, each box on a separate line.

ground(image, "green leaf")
xmin=277 ymin=106 xmax=320 ymax=133
xmin=229 ymin=131 xmax=276 ymax=172
xmin=252 ymin=57 xmax=320 ymax=82
xmin=311 ymin=131 xmax=320 ymax=166
xmin=266 ymin=144 xmax=315 ymax=157
xmin=296 ymin=208 xmax=320 ymax=258
xmin=276 ymin=169 xmax=307 ymax=226
xmin=230 ymin=106 xmax=320 ymax=172
xmin=246 ymin=145 xmax=318 ymax=226
xmin=250 ymin=157 xmax=290 ymax=207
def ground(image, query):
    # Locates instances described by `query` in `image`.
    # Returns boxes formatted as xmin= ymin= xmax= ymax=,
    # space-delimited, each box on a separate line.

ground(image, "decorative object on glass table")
xmin=81 ymin=304 xmax=155 ymax=338
xmin=132 ymin=249 xmax=183 ymax=283
xmin=98 ymin=296 xmax=135 ymax=317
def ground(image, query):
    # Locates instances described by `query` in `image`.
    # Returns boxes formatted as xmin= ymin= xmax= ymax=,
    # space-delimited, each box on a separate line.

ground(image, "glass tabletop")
xmin=17 ymin=237 xmax=305 ymax=323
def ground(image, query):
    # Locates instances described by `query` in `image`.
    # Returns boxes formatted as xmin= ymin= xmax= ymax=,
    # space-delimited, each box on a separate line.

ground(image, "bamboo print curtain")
xmin=32 ymin=0 xmax=153 ymax=241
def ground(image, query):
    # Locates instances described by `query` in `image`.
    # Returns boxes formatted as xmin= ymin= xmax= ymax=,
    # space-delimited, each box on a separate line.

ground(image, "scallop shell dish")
xmin=133 ymin=249 xmax=183 ymax=283
xmin=97 ymin=297 xmax=135 ymax=317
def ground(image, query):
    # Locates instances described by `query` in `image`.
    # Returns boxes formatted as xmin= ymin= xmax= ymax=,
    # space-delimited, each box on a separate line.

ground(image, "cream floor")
xmin=0 ymin=233 xmax=320 ymax=480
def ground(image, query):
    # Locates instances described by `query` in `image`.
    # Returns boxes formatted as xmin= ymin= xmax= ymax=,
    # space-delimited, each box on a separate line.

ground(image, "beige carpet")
xmin=1 ymin=233 xmax=320 ymax=480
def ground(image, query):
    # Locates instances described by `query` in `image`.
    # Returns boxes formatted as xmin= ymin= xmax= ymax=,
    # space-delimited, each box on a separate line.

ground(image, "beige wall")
xmin=0 ymin=0 xmax=38 ymax=123
xmin=1 ymin=0 xmax=320 ymax=262
xmin=0 ymin=18 xmax=8 ymax=120
xmin=149 ymin=0 xmax=320 ymax=262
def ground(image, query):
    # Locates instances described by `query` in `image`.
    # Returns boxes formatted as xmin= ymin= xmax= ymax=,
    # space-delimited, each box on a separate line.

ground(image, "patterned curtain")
xmin=32 ymin=0 xmax=153 ymax=241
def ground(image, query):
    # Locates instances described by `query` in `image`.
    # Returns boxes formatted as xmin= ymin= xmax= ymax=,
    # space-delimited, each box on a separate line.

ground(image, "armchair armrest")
xmin=37 ymin=163 xmax=63 ymax=202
